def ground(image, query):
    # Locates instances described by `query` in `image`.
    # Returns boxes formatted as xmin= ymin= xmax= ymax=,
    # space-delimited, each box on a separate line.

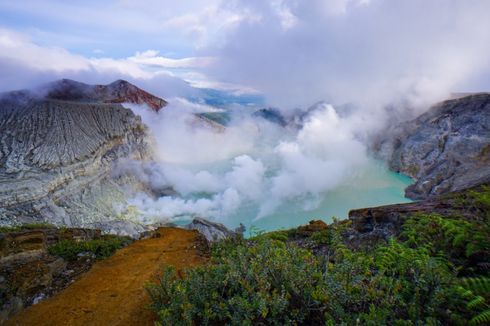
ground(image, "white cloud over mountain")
xmin=205 ymin=0 xmax=490 ymax=109
xmin=2 ymin=0 xmax=490 ymax=112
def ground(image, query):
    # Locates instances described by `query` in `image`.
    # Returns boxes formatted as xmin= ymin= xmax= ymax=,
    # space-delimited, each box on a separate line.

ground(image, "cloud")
xmin=0 ymin=0 xmax=246 ymax=53
xmin=127 ymin=100 xmax=257 ymax=164
xmin=259 ymin=104 xmax=367 ymax=216
xmin=206 ymin=0 xmax=490 ymax=110
xmin=0 ymin=29 xmax=89 ymax=73
xmin=118 ymin=101 xmax=370 ymax=224
xmin=128 ymin=50 xmax=216 ymax=69
xmin=0 ymin=28 xmax=240 ymax=96
xmin=3 ymin=0 xmax=490 ymax=111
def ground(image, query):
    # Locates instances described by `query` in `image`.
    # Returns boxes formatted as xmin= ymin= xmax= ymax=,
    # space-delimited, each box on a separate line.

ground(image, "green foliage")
xmin=252 ymin=230 xmax=290 ymax=242
xmin=321 ymin=239 xmax=458 ymax=325
xmin=448 ymin=184 xmax=490 ymax=218
xmin=458 ymin=277 xmax=490 ymax=325
xmin=147 ymin=236 xmax=464 ymax=325
xmin=48 ymin=236 xmax=130 ymax=261
xmin=148 ymin=239 xmax=325 ymax=325
xmin=401 ymin=214 xmax=490 ymax=273
xmin=311 ymin=218 xmax=349 ymax=247
xmin=467 ymin=185 xmax=490 ymax=208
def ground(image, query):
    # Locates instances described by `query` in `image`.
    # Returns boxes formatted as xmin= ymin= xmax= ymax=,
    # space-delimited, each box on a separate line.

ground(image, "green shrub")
xmin=147 ymin=239 xmax=326 ymax=326
xmin=147 ymin=237 xmax=465 ymax=325
xmin=401 ymin=214 xmax=490 ymax=273
xmin=458 ymin=277 xmax=490 ymax=325
xmin=310 ymin=218 xmax=349 ymax=247
xmin=319 ymin=239 xmax=459 ymax=325
xmin=48 ymin=236 xmax=130 ymax=261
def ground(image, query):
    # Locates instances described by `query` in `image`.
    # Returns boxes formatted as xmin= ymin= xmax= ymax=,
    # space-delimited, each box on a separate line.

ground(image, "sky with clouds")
xmin=1 ymin=0 xmax=490 ymax=109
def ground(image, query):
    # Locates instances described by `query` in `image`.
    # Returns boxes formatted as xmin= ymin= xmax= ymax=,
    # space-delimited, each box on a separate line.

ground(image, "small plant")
xmin=468 ymin=185 xmax=490 ymax=208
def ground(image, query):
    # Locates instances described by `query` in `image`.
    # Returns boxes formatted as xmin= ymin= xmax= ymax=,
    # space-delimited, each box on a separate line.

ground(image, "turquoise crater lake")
xmin=172 ymin=159 xmax=413 ymax=235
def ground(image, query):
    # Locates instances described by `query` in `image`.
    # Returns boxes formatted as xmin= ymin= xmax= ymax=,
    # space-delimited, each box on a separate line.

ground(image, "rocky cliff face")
xmin=0 ymin=80 xmax=166 ymax=236
xmin=376 ymin=93 xmax=490 ymax=199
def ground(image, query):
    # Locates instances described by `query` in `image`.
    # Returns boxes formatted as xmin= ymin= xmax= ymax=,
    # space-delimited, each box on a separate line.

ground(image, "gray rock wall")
xmin=376 ymin=93 xmax=490 ymax=199
xmin=0 ymin=98 xmax=152 ymax=234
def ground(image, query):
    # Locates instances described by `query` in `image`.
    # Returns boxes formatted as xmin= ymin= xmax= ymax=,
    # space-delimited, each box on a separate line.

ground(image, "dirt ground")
xmin=5 ymin=227 xmax=208 ymax=326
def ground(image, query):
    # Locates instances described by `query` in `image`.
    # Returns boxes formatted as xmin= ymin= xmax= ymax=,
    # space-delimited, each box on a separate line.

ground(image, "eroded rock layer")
xmin=0 ymin=81 xmax=160 ymax=235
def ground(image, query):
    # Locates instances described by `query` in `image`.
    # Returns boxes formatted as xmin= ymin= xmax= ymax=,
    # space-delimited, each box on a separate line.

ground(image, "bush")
xmin=458 ymin=277 xmax=490 ymax=325
xmin=401 ymin=214 xmax=490 ymax=274
xmin=147 ymin=239 xmax=326 ymax=325
xmin=147 ymin=237 xmax=465 ymax=325
xmin=322 ymin=239 xmax=460 ymax=325
xmin=48 ymin=236 xmax=130 ymax=261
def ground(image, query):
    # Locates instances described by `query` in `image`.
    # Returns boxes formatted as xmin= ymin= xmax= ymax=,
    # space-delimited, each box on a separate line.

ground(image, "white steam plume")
xmin=118 ymin=100 xmax=372 ymax=226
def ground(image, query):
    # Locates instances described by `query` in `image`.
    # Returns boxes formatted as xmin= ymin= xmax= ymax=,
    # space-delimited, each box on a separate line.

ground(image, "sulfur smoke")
xmin=117 ymin=99 xmax=376 ymax=228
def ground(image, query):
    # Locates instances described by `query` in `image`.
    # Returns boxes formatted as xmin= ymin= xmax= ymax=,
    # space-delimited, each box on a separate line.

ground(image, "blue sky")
xmin=1 ymin=0 xmax=490 ymax=109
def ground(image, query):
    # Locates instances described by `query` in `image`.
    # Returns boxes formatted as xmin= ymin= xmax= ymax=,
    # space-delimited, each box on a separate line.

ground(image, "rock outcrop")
xmin=184 ymin=218 xmax=237 ymax=242
xmin=0 ymin=80 xmax=166 ymax=236
xmin=253 ymin=108 xmax=288 ymax=127
xmin=376 ymin=93 xmax=490 ymax=199
xmin=344 ymin=182 xmax=489 ymax=249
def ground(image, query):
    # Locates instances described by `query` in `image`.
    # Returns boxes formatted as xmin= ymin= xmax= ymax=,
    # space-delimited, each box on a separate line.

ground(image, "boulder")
xmin=184 ymin=218 xmax=237 ymax=242
xmin=344 ymin=182 xmax=489 ymax=249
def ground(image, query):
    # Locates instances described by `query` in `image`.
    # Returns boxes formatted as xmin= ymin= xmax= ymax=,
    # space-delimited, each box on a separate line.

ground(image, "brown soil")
xmin=5 ymin=227 xmax=208 ymax=326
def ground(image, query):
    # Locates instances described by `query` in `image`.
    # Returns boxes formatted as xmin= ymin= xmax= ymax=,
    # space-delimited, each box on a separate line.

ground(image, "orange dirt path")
xmin=6 ymin=227 xmax=208 ymax=326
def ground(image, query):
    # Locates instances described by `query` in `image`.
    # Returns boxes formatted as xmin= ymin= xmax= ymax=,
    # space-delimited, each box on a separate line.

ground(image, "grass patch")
xmin=48 ymin=236 xmax=132 ymax=261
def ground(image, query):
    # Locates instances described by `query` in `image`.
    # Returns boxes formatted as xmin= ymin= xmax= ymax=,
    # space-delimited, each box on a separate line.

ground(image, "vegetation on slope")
xmin=48 ymin=236 xmax=132 ymax=261
xmin=147 ymin=186 xmax=490 ymax=325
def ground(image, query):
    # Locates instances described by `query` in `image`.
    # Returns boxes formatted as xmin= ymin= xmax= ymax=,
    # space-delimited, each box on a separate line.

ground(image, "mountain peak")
xmin=43 ymin=79 xmax=167 ymax=111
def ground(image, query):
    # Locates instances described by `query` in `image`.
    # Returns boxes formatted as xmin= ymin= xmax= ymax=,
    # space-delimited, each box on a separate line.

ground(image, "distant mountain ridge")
xmin=45 ymin=79 xmax=167 ymax=111
xmin=1 ymin=79 xmax=167 ymax=112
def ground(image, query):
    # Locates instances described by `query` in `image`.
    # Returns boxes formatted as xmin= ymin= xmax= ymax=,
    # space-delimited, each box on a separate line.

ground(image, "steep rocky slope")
xmin=376 ymin=93 xmax=490 ymax=199
xmin=0 ymin=80 xmax=167 ymax=235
